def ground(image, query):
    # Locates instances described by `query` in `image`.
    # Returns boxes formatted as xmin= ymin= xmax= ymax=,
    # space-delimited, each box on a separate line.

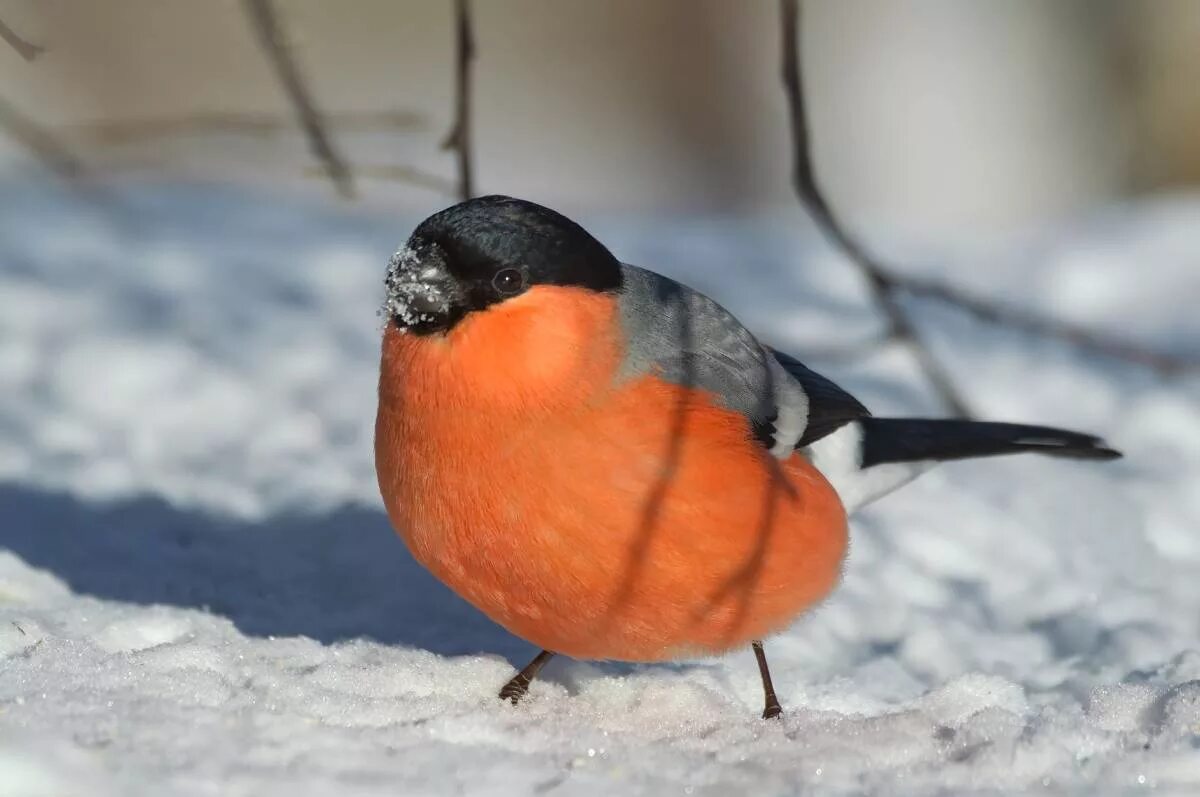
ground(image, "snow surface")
xmin=1 ymin=176 xmax=1199 ymax=796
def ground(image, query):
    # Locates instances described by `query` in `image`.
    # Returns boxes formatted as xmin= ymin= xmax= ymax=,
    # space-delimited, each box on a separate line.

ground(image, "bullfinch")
xmin=374 ymin=195 xmax=1121 ymax=719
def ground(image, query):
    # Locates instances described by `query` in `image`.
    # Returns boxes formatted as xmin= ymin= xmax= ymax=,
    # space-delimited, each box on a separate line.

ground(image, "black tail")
xmin=859 ymin=418 xmax=1122 ymax=468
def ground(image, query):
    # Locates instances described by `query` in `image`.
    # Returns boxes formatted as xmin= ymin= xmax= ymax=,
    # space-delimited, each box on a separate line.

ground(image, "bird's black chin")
xmin=390 ymin=309 xmax=463 ymax=336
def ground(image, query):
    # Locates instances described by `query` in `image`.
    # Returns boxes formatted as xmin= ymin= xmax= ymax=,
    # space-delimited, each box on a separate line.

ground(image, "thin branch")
xmin=780 ymin=0 xmax=970 ymax=415
xmin=778 ymin=0 xmax=1195 ymax=411
xmin=0 ymin=95 xmax=85 ymax=179
xmin=442 ymin=0 xmax=475 ymax=201
xmin=0 ymin=16 xmax=44 ymax=61
xmin=243 ymin=0 xmax=354 ymax=199
xmin=62 ymin=109 xmax=424 ymax=145
xmin=62 ymin=155 xmax=453 ymax=197
xmin=898 ymin=274 xmax=1197 ymax=375
xmin=303 ymin=162 xmax=455 ymax=195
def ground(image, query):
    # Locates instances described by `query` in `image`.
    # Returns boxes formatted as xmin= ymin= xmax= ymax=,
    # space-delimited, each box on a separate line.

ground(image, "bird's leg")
xmin=752 ymin=640 xmax=783 ymax=719
xmin=498 ymin=649 xmax=556 ymax=704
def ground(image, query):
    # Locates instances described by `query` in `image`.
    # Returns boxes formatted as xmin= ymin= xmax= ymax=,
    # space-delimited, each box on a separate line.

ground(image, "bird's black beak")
xmin=383 ymin=241 xmax=463 ymax=334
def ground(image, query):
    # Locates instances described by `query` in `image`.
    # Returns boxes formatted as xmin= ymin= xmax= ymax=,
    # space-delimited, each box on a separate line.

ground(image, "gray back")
xmin=615 ymin=264 xmax=811 ymax=456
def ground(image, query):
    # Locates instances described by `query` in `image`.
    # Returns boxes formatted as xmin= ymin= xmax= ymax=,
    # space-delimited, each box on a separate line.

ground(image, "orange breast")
xmin=375 ymin=287 xmax=848 ymax=661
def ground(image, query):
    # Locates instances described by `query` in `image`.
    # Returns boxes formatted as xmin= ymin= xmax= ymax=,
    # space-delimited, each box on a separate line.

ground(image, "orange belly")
xmin=374 ymin=291 xmax=848 ymax=661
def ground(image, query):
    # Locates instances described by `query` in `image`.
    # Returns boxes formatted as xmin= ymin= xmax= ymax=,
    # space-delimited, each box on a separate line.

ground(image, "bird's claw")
xmin=498 ymin=677 xmax=531 ymax=705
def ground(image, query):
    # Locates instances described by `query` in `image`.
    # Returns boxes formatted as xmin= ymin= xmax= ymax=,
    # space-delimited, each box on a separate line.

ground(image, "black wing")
xmin=769 ymin=349 xmax=870 ymax=448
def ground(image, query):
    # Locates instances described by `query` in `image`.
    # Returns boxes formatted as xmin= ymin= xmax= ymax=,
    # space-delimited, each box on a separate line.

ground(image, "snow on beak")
xmin=383 ymin=243 xmax=461 ymax=332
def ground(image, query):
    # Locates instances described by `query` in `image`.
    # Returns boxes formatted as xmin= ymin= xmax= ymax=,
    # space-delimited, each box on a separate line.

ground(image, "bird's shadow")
xmin=0 ymin=482 xmax=538 ymax=662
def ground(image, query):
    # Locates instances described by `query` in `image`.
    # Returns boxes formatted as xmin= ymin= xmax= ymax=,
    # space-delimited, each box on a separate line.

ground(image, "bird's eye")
xmin=492 ymin=268 xmax=525 ymax=295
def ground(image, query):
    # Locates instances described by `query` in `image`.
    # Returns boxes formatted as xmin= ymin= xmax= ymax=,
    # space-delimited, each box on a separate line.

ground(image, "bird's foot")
xmin=762 ymin=699 xmax=783 ymax=720
xmin=498 ymin=675 xmax=532 ymax=705
xmin=498 ymin=649 xmax=555 ymax=706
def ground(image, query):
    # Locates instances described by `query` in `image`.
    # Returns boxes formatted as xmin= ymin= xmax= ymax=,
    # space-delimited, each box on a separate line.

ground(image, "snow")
xmin=383 ymin=244 xmax=450 ymax=331
xmin=1 ymin=175 xmax=1199 ymax=795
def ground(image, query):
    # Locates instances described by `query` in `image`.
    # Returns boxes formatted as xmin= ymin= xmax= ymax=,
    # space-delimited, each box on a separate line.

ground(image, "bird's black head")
xmin=384 ymin=195 xmax=623 ymax=334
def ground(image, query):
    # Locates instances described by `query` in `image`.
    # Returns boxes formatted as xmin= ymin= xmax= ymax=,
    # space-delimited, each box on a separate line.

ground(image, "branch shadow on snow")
xmin=0 ymin=482 xmax=537 ymax=662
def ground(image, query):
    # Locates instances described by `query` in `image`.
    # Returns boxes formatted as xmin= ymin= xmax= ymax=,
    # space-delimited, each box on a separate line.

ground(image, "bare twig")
xmin=898 ymin=274 xmax=1197 ymax=375
xmin=0 ymin=16 xmax=44 ymax=61
xmin=62 ymin=109 xmax=423 ymax=145
xmin=303 ymin=162 xmax=455 ymax=195
xmin=442 ymin=0 xmax=475 ymax=201
xmin=779 ymin=0 xmax=970 ymax=415
xmin=243 ymin=0 xmax=354 ymax=199
xmin=0 ymin=95 xmax=85 ymax=179
xmin=778 ymin=0 xmax=1195 ymax=407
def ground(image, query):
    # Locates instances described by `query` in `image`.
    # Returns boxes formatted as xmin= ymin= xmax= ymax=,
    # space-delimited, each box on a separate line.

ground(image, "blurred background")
xmin=2 ymin=0 xmax=1198 ymax=503
xmin=2 ymin=0 xmax=1199 ymax=239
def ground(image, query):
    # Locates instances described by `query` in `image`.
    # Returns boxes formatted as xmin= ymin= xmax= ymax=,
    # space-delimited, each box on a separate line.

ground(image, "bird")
xmin=374 ymin=195 xmax=1121 ymax=719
